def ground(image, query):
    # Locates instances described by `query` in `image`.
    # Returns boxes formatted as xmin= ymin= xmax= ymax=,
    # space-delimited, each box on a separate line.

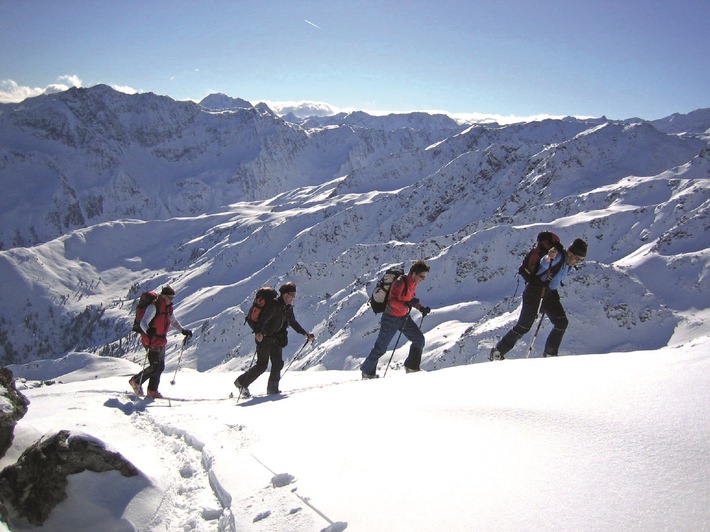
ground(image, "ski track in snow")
xmin=126 ymin=402 xmax=232 ymax=531
xmin=102 ymin=385 xmax=341 ymax=531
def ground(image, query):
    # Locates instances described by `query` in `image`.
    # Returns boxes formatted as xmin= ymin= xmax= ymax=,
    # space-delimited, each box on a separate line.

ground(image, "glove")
xmin=420 ymin=306 xmax=431 ymax=317
xmin=182 ymin=329 xmax=193 ymax=337
xmin=306 ymin=333 xmax=315 ymax=342
xmin=146 ymin=327 xmax=156 ymax=337
xmin=408 ymin=297 xmax=420 ymax=309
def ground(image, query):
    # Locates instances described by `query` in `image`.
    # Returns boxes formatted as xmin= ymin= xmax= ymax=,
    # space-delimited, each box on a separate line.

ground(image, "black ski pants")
xmin=237 ymin=336 xmax=284 ymax=391
xmin=133 ymin=346 xmax=166 ymax=392
xmin=496 ymin=284 xmax=568 ymax=357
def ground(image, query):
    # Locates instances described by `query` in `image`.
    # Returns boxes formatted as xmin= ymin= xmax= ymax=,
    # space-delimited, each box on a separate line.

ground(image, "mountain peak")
xmin=199 ymin=93 xmax=252 ymax=111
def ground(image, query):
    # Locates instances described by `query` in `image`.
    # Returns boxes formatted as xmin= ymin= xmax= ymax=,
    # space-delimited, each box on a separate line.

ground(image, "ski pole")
xmin=283 ymin=337 xmax=313 ymax=375
xmin=384 ymin=313 xmax=426 ymax=377
xmin=170 ymin=335 xmax=190 ymax=385
xmin=383 ymin=328 xmax=405 ymax=378
xmin=526 ymin=285 xmax=547 ymax=359
xmin=135 ymin=333 xmax=149 ymax=389
xmin=526 ymin=312 xmax=546 ymax=359
xmin=383 ymin=310 xmax=418 ymax=378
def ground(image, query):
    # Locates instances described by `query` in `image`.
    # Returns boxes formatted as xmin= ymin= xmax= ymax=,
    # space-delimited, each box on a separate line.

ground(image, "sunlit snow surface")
xmin=5 ymin=337 xmax=708 ymax=531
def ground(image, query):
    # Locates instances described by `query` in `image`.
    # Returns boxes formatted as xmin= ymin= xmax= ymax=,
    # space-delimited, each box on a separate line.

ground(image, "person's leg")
xmin=542 ymin=295 xmax=568 ymax=356
xmin=237 ymin=340 xmax=271 ymax=387
xmin=402 ymin=315 xmax=425 ymax=371
xmin=141 ymin=348 xmax=164 ymax=391
xmin=267 ymin=345 xmax=285 ymax=393
xmin=129 ymin=348 xmax=151 ymax=395
xmin=361 ymin=314 xmax=402 ymax=376
xmin=495 ymin=290 xmax=541 ymax=356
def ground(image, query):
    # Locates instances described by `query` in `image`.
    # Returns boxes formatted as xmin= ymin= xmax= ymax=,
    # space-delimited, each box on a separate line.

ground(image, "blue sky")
xmin=1 ymin=0 xmax=708 ymax=121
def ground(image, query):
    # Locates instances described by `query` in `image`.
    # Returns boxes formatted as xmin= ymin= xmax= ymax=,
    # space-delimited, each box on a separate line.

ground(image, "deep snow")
xmin=4 ymin=329 xmax=709 ymax=531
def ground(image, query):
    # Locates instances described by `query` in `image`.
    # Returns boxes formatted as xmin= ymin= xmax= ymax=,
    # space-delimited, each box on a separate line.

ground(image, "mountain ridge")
xmin=0 ymin=85 xmax=708 ymax=373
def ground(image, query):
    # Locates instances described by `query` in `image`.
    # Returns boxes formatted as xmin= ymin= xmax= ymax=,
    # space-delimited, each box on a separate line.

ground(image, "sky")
xmin=1 ymin=0 xmax=709 ymax=121
xmin=3 ymin=340 xmax=708 ymax=530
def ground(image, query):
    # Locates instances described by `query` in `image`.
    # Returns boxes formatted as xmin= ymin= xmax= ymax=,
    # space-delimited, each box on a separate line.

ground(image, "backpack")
xmin=245 ymin=287 xmax=279 ymax=332
xmin=132 ymin=291 xmax=158 ymax=334
xmin=518 ymin=231 xmax=563 ymax=283
xmin=369 ymin=268 xmax=408 ymax=314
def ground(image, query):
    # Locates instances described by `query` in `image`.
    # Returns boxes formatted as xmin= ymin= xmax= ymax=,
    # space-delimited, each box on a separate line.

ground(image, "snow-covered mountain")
xmin=0 ymin=85 xmax=465 ymax=248
xmin=0 ymin=85 xmax=708 ymax=374
xmin=198 ymin=93 xmax=253 ymax=112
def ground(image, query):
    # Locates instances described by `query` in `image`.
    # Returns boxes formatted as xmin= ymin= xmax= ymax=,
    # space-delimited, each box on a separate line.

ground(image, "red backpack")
xmin=132 ymin=291 xmax=158 ymax=334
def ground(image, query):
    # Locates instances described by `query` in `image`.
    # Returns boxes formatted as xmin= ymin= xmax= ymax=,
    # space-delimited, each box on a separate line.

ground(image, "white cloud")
xmin=0 ymin=77 xmax=142 ymax=103
xmin=0 ymin=80 xmax=44 ymax=103
xmin=57 ymin=74 xmax=83 ymax=87
xmin=111 ymin=85 xmax=139 ymax=95
xmin=43 ymin=83 xmax=71 ymax=95
xmin=262 ymin=100 xmax=341 ymax=118
xmin=259 ymin=99 xmax=592 ymax=125
xmin=0 ymin=76 xmax=84 ymax=103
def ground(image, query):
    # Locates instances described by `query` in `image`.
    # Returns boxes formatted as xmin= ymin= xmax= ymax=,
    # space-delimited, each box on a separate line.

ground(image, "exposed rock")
xmin=0 ymin=367 xmax=29 ymax=459
xmin=0 ymin=430 xmax=138 ymax=526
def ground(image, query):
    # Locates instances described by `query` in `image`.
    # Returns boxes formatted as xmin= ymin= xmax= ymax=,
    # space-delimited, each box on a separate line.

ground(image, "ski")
xmin=237 ymin=392 xmax=288 ymax=406
xmin=126 ymin=391 xmax=235 ymax=403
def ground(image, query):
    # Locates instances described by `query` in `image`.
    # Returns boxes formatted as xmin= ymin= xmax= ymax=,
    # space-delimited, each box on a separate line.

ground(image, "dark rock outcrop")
xmin=0 ymin=368 xmax=29 ymax=459
xmin=0 ymin=430 xmax=139 ymax=525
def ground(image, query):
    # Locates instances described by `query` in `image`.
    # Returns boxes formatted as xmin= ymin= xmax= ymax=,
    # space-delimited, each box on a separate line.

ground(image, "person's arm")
xmin=287 ymin=306 xmax=309 ymax=336
xmin=140 ymin=304 xmax=157 ymax=333
xmin=170 ymin=313 xmax=183 ymax=331
xmin=537 ymin=248 xmax=560 ymax=278
xmin=170 ymin=309 xmax=192 ymax=337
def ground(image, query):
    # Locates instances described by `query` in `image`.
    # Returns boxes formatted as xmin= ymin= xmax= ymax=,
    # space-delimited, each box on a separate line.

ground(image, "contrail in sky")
xmin=304 ymin=19 xmax=321 ymax=29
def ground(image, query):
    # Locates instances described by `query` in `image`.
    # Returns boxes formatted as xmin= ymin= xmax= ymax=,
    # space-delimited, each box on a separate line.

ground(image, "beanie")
xmin=161 ymin=286 xmax=176 ymax=296
xmin=279 ymin=282 xmax=297 ymax=295
xmin=568 ymin=239 xmax=587 ymax=258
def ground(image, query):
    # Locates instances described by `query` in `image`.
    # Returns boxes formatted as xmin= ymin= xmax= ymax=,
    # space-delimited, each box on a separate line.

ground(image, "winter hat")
xmin=161 ymin=286 xmax=176 ymax=296
xmin=279 ymin=282 xmax=297 ymax=295
xmin=568 ymin=239 xmax=587 ymax=258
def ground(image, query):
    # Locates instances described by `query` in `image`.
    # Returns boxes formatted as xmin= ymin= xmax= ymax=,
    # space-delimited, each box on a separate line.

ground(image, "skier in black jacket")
xmin=235 ymin=282 xmax=314 ymax=396
xmin=490 ymin=238 xmax=587 ymax=360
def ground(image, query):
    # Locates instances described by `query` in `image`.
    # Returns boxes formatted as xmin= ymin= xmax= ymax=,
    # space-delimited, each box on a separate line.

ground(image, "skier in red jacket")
xmin=361 ymin=260 xmax=432 ymax=378
xmin=129 ymin=286 xmax=192 ymax=398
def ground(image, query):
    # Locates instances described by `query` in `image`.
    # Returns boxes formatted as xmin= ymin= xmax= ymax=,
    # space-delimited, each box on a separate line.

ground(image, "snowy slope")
xmin=4 ymin=337 xmax=709 ymax=531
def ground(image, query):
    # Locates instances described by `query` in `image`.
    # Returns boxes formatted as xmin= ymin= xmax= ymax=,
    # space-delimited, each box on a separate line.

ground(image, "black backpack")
xmin=132 ymin=291 xmax=158 ymax=334
xmin=245 ymin=287 xmax=279 ymax=332
xmin=518 ymin=231 xmax=564 ymax=283
xmin=369 ymin=268 xmax=408 ymax=313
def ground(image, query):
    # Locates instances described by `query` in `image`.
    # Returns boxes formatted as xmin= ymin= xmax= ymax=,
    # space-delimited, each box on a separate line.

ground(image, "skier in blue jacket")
xmin=490 ymin=238 xmax=587 ymax=360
